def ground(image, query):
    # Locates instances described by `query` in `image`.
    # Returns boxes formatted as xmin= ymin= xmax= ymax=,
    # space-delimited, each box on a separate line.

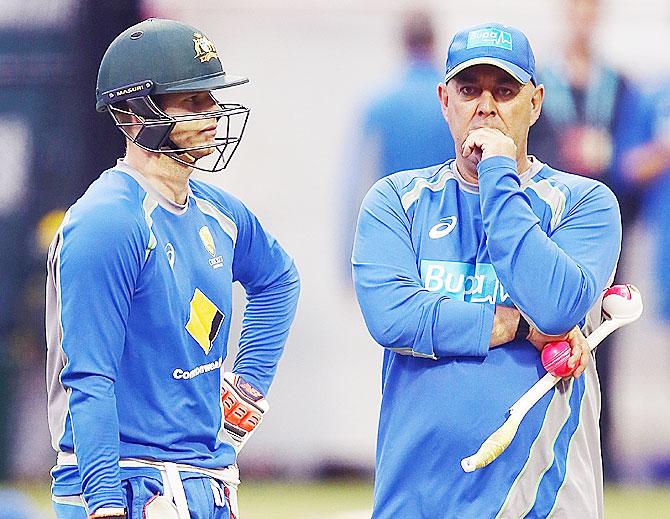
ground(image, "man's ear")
xmin=437 ymin=82 xmax=449 ymax=122
xmin=529 ymin=84 xmax=544 ymax=127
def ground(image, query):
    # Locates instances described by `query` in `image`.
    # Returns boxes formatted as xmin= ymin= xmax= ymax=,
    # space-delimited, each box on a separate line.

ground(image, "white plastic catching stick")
xmin=460 ymin=284 xmax=643 ymax=473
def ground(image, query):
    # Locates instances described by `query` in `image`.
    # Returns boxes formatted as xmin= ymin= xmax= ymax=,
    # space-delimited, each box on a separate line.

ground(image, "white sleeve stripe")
xmin=51 ymin=494 xmax=85 ymax=507
xmin=192 ymin=196 xmax=238 ymax=246
xmin=142 ymin=194 xmax=159 ymax=260
xmin=46 ymin=210 xmax=72 ymax=451
xmin=525 ymin=178 xmax=567 ymax=232
xmin=401 ymin=167 xmax=456 ymax=211
xmin=388 ymin=347 xmax=437 ymax=360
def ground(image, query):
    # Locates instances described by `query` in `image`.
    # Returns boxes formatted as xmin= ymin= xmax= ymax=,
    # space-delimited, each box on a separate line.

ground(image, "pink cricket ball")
xmin=541 ymin=341 xmax=575 ymax=377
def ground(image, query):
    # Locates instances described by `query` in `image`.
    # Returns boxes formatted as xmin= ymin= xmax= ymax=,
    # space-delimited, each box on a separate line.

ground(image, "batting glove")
xmin=221 ymin=372 xmax=269 ymax=452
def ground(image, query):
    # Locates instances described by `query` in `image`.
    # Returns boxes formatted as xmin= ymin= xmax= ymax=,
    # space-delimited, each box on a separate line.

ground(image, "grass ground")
xmin=8 ymin=479 xmax=670 ymax=518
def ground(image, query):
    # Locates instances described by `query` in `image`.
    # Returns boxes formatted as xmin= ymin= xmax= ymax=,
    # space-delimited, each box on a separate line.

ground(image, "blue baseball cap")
xmin=445 ymin=23 xmax=537 ymax=85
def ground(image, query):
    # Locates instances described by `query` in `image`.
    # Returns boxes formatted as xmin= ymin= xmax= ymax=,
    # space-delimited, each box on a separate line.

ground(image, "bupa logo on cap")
xmin=466 ymin=27 xmax=512 ymax=50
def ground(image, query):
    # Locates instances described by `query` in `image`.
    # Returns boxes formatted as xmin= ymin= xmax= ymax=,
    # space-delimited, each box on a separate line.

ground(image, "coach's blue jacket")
xmin=353 ymin=156 xmax=620 ymax=518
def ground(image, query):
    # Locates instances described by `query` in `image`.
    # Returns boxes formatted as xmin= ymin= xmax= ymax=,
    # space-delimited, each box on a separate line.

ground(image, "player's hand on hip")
xmin=462 ymin=127 xmax=517 ymax=163
xmin=221 ymin=372 xmax=269 ymax=452
xmin=527 ymin=325 xmax=590 ymax=379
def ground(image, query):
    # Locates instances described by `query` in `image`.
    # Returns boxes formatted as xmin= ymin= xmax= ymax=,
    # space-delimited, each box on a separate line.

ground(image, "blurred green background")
xmin=7 ymin=480 xmax=670 ymax=518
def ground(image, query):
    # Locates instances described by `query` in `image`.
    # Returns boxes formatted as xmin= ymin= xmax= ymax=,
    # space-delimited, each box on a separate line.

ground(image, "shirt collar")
xmin=450 ymin=156 xmax=544 ymax=194
xmin=115 ymin=159 xmax=190 ymax=215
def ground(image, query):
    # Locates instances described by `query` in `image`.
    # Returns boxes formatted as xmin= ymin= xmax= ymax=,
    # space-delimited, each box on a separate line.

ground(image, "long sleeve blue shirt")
xmin=46 ymin=162 xmax=299 ymax=513
xmin=353 ymin=156 xmax=620 ymax=518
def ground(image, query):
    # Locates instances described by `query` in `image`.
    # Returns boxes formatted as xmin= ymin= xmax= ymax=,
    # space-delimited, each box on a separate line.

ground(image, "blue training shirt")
xmin=46 ymin=161 xmax=300 ymax=513
xmin=353 ymin=156 xmax=620 ymax=518
xmin=640 ymin=81 xmax=670 ymax=321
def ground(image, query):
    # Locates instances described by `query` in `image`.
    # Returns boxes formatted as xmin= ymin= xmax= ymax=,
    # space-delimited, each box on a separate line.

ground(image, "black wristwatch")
xmin=514 ymin=314 xmax=530 ymax=341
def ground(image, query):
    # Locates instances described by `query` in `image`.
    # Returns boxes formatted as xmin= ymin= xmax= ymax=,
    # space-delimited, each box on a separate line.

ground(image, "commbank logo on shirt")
xmin=420 ymin=260 xmax=512 ymax=305
xmin=186 ymin=288 xmax=225 ymax=354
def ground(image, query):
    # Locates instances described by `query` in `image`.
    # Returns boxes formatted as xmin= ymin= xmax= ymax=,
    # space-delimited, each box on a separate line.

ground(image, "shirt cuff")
xmin=432 ymin=302 xmax=495 ymax=358
xmin=477 ymin=155 xmax=519 ymax=180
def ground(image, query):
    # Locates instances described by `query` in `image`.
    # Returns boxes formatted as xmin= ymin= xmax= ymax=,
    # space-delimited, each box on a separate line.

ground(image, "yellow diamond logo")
xmin=185 ymin=288 xmax=224 ymax=354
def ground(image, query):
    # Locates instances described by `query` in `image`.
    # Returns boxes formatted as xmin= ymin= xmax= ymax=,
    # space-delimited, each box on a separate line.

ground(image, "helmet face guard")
xmin=107 ymin=92 xmax=250 ymax=172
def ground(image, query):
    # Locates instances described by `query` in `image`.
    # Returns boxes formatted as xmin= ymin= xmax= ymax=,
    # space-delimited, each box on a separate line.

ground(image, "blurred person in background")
xmin=527 ymin=0 xmax=647 ymax=481
xmin=353 ymin=22 xmax=620 ymax=518
xmin=621 ymin=75 xmax=670 ymax=471
xmin=622 ymin=86 xmax=670 ymax=323
xmin=342 ymin=9 xmax=455 ymax=279
xmin=46 ymin=18 xmax=299 ymax=519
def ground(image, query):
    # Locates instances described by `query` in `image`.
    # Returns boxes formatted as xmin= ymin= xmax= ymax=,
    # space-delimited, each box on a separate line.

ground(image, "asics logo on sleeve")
xmin=429 ymin=216 xmax=457 ymax=239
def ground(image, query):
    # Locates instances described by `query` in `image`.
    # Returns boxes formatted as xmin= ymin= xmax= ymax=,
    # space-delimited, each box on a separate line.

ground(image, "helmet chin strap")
xmin=164 ymin=137 xmax=199 ymax=167
xmin=179 ymin=152 xmax=198 ymax=163
xmin=165 ymin=151 xmax=198 ymax=169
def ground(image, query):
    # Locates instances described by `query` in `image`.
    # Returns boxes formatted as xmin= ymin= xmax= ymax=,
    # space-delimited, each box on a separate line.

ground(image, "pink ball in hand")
xmin=541 ymin=341 xmax=575 ymax=377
